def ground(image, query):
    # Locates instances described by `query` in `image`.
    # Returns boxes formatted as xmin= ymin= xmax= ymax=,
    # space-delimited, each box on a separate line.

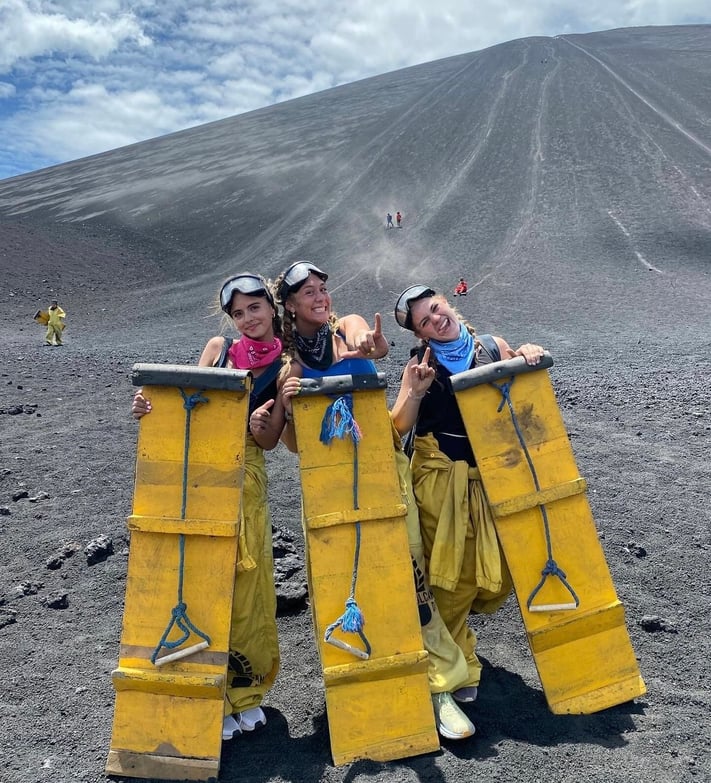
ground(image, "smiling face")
xmin=228 ymin=292 xmax=276 ymax=342
xmin=286 ymin=272 xmax=332 ymax=334
xmin=409 ymin=294 xmax=461 ymax=342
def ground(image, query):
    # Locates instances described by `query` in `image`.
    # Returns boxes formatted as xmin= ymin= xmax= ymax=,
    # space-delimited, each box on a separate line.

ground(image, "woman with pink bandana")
xmin=132 ymin=273 xmax=285 ymax=742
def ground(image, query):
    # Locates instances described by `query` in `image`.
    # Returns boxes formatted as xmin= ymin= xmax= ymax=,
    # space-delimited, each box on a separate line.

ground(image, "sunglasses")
xmin=394 ymin=285 xmax=436 ymax=330
xmin=219 ymin=274 xmax=274 ymax=313
xmin=277 ymin=262 xmax=328 ymax=301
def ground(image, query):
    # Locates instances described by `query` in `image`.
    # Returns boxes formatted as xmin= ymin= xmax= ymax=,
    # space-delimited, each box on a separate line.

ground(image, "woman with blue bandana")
xmin=391 ymin=285 xmax=545 ymax=737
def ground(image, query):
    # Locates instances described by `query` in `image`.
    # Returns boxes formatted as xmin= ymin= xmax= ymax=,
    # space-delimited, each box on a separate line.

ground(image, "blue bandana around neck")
xmin=429 ymin=323 xmax=475 ymax=374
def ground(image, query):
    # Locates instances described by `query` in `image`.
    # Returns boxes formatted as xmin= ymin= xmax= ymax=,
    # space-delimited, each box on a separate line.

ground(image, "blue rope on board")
xmin=320 ymin=395 xmax=371 ymax=658
xmin=179 ymin=389 xmax=209 ymax=519
xmin=151 ymin=388 xmax=211 ymax=664
xmin=320 ymin=395 xmax=362 ymax=509
xmin=490 ymin=376 xmax=580 ymax=611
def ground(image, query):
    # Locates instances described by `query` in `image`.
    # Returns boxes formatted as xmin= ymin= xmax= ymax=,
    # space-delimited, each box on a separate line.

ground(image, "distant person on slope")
xmin=392 ymin=284 xmax=546 ymax=738
xmin=275 ymin=262 xmax=477 ymax=741
xmin=131 ymin=273 xmax=286 ymax=743
xmin=453 ymin=278 xmax=468 ymax=296
xmin=396 ymin=211 xmax=402 ymax=228
xmin=386 ymin=212 xmax=394 ymax=228
xmin=39 ymin=299 xmax=66 ymax=346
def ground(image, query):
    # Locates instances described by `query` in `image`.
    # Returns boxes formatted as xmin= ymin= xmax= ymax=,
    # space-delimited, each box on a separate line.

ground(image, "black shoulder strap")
xmin=476 ymin=333 xmax=500 ymax=363
xmin=216 ymin=336 xmax=232 ymax=368
xmin=250 ymin=359 xmax=282 ymax=403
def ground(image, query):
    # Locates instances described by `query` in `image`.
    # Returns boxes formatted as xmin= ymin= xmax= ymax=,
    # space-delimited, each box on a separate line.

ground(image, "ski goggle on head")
xmin=219 ymin=274 xmax=275 ymax=313
xmin=394 ymin=285 xmax=436 ymax=330
xmin=277 ymin=262 xmax=328 ymax=302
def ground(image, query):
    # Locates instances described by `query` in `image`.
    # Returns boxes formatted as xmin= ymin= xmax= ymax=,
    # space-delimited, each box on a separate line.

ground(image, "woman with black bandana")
xmin=390 ymin=284 xmax=545 ymax=736
xmin=276 ymin=264 xmax=484 ymax=742
xmin=273 ymin=262 xmax=388 ymax=440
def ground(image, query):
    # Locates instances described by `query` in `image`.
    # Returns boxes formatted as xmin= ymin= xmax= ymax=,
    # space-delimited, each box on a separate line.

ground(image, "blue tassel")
xmin=320 ymin=396 xmax=362 ymax=445
xmin=340 ymin=597 xmax=364 ymax=633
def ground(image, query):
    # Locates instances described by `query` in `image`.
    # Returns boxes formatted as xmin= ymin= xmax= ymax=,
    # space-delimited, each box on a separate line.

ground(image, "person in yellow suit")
xmin=276 ymin=262 xmax=476 ymax=741
xmin=44 ymin=300 xmax=66 ymax=345
xmin=391 ymin=284 xmax=546 ymax=736
xmin=132 ymin=274 xmax=286 ymax=742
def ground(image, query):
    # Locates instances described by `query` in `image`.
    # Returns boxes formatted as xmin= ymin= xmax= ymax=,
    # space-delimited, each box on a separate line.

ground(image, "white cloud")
xmin=1 ymin=0 xmax=710 ymax=178
xmin=0 ymin=0 xmax=149 ymax=71
xmin=6 ymin=82 xmax=183 ymax=163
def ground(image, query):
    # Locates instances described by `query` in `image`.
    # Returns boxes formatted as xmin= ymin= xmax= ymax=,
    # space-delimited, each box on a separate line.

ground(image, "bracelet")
xmin=284 ymin=410 xmax=293 ymax=422
xmin=408 ymin=389 xmax=426 ymax=400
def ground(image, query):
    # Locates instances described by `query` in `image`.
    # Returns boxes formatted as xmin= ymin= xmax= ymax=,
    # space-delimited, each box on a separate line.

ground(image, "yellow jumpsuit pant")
xmin=225 ymin=437 xmax=280 ymax=715
xmin=394 ymin=447 xmax=471 ymax=694
xmin=411 ymin=434 xmax=512 ymax=688
xmin=45 ymin=307 xmax=65 ymax=345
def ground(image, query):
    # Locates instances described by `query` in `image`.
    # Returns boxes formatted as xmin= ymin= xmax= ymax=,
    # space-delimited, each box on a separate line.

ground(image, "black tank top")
xmin=415 ymin=336 xmax=499 ymax=465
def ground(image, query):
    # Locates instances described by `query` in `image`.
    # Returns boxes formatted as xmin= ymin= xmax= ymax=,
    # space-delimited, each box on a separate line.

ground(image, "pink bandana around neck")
xmin=228 ymin=335 xmax=282 ymax=370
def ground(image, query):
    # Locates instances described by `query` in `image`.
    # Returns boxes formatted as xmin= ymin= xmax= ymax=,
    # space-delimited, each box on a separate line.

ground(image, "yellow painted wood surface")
xmin=292 ymin=386 xmax=439 ymax=764
xmin=454 ymin=362 xmax=646 ymax=714
xmin=107 ymin=369 xmax=250 ymax=780
xmin=132 ymin=384 xmax=246 ymax=520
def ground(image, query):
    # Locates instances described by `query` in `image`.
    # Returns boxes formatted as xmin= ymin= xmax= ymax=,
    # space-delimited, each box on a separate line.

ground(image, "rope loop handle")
xmin=322 ymin=521 xmax=371 ymax=659
xmin=526 ymin=558 xmax=580 ymax=612
xmin=151 ymin=388 xmax=212 ymax=665
xmin=324 ymin=591 xmax=372 ymax=660
xmin=151 ymin=534 xmax=211 ymax=663
xmin=489 ymin=376 xmax=580 ymax=614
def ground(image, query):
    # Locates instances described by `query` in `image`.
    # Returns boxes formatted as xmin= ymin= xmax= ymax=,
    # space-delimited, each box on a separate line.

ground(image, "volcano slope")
xmin=1 ymin=23 xmax=710 ymax=783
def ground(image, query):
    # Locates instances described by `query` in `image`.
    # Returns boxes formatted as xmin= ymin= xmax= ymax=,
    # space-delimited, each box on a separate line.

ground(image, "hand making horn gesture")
xmin=407 ymin=346 xmax=435 ymax=400
xmin=345 ymin=313 xmax=388 ymax=359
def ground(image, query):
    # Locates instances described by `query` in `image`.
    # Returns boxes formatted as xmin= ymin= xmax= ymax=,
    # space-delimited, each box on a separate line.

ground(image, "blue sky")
xmin=1 ymin=1 xmax=709 ymax=181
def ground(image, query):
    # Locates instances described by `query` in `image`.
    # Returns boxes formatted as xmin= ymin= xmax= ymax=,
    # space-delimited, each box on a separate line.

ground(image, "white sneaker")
xmin=235 ymin=706 xmax=266 ymax=733
xmin=452 ymin=686 xmax=478 ymax=703
xmin=432 ymin=692 xmax=475 ymax=740
xmin=222 ymin=714 xmax=240 ymax=740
